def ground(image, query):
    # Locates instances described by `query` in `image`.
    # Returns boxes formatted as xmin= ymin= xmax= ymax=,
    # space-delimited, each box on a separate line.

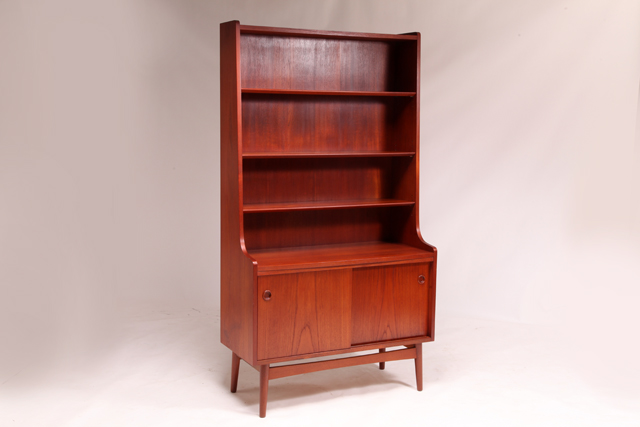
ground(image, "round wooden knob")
xmin=418 ymin=275 xmax=425 ymax=284
xmin=263 ymin=290 xmax=272 ymax=301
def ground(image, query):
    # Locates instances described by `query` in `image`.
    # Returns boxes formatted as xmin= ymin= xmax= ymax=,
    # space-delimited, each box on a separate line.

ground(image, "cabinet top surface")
xmin=224 ymin=21 xmax=419 ymax=41
xmin=249 ymin=241 xmax=433 ymax=274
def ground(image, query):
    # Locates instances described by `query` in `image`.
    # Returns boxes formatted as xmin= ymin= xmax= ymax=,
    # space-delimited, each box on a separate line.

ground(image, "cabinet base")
xmin=230 ymin=344 xmax=424 ymax=417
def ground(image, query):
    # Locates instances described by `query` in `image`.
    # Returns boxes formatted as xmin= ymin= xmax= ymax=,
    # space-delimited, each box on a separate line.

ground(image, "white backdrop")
xmin=1 ymin=0 xmax=640 ymax=400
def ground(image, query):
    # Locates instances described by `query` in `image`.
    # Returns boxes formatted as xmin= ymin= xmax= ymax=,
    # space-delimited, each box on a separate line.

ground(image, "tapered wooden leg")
xmin=230 ymin=352 xmax=240 ymax=393
xmin=259 ymin=364 xmax=270 ymax=418
xmin=415 ymin=343 xmax=423 ymax=391
xmin=379 ymin=348 xmax=386 ymax=370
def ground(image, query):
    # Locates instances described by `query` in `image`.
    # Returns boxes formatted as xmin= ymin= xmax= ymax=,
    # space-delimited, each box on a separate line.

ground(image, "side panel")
xmin=351 ymin=262 xmax=429 ymax=345
xmin=396 ymin=32 xmax=438 ymax=341
xmin=220 ymin=20 xmax=257 ymax=365
xmin=257 ymin=269 xmax=352 ymax=360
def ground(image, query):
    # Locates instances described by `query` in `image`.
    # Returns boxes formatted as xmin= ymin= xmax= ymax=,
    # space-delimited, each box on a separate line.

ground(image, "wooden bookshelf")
xmin=220 ymin=21 xmax=438 ymax=417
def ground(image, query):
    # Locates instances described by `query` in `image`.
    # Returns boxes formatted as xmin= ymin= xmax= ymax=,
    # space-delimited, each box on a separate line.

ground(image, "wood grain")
xmin=241 ymin=95 xmax=413 ymax=153
xmin=243 ymin=208 xmax=402 ymax=251
xmin=219 ymin=20 xmax=258 ymax=366
xmin=240 ymin=35 xmax=416 ymax=91
xmin=352 ymin=262 xmax=430 ymax=345
xmin=257 ymin=270 xmax=352 ymax=360
xmin=221 ymin=21 xmax=437 ymax=416
xmin=242 ymin=88 xmax=415 ymax=96
xmin=244 ymin=199 xmax=414 ymax=213
xmin=243 ymin=151 xmax=415 ymax=158
xmin=249 ymin=241 xmax=433 ymax=274
xmin=243 ymin=157 xmax=413 ymax=205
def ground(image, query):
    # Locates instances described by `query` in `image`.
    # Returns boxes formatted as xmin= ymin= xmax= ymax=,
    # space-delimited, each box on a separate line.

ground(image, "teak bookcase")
xmin=220 ymin=20 xmax=437 ymax=417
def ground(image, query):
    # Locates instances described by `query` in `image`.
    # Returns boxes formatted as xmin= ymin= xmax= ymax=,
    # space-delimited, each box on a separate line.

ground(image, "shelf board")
xmin=242 ymin=88 xmax=416 ymax=97
xmin=243 ymin=151 xmax=415 ymax=159
xmin=243 ymin=199 xmax=415 ymax=213
xmin=249 ymin=241 xmax=434 ymax=274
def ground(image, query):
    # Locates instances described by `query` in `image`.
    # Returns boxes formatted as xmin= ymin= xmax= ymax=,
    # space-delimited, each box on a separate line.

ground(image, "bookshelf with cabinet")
xmin=220 ymin=21 xmax=437 ymax=417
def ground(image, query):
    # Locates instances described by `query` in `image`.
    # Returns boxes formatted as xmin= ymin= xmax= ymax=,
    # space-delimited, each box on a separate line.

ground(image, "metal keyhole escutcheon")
xmin=263 ymin=290 xmax=272 ymax=301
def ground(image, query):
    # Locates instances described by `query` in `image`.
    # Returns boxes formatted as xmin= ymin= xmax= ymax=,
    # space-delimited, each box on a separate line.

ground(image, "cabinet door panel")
xmin=352 ymin=262 xmax=429 ymax=345
xmin=258 ymin=269 xmax=351 ymax=360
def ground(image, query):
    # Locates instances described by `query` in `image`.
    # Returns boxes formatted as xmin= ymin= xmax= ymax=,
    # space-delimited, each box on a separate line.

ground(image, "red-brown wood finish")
xmin=258 ymin=336 xmax=432 ymax=365
xmin=352 ymin=263 xmax=430 ymax=345
xmin=240 ymin=35 xmax=417 ymax=92
xmin=250 ymin=241 xmax=433 ymax=274
xmin=244 ymin=207 xmax=404 ymax=250
xmin=243 ymin=88 xmax=416 ymax=96
xmin=220 ymin=21 xmax=437 ymax=417
xmin=244 ymin=198 xmax=414 ymax=213
xmin=243 ymin=151 xmax=415 ymax=158
xmin=220 ymin=21 xmax=257 ymax=366
xmin=230 ymin=352 xmax=240 ymax=393
xmin=415 ymin=343 xmax=423 ymax=391
xmin=257 ymin=270 xmax=351 ymax=360
xmin=269 ymin=346 xmax=416 ymax=380
xmin=242 ymin=95 xmax=415 ymax=153
xmin=259 ymin=365 xmax=269 ymax=418
xmin=243 ymin=157 xmax=413 ymax=206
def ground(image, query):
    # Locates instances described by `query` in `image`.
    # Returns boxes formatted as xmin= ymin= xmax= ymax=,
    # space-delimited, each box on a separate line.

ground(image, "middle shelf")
xmin=243 ymin=151 xmax=415 ymax=158
xmin=242 ymin=88 xmax=416 ymax=97
xmin=244 ymin=198 xmax=414 ymax=213
xmin=243 ymin=156 xmax=415 ymax=209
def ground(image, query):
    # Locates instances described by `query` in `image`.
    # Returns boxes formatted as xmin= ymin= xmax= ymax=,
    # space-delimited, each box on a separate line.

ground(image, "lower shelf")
xmin=248 ymin=241 xmax=434 ymax=274
xmin=243 ymin=198 xmax=414 ymax=212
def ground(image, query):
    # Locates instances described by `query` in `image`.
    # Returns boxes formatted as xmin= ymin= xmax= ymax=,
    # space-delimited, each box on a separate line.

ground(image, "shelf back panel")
xmin=243 ymin=157 xmax=412 ymax=205
xmin=243 ymin=206 xmax=414 ymax=250
xmin=241 ymin=35 xmax=417 ymax=92
xmin=241 ymin=95 xmax=416 ymax=153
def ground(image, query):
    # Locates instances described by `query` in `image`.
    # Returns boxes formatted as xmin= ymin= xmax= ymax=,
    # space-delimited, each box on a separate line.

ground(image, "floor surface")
xmin=1 ymin=308 xmax=638 ymax=426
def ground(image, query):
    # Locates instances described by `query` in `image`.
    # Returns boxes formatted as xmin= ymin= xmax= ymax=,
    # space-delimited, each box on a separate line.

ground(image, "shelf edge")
xmin=243 ymin=200 xmax=415 ymax=213
xmin=242 ymin=88 xmax=416 ymax=97
xmin=243 ymin=151 xmax=415 ymax=158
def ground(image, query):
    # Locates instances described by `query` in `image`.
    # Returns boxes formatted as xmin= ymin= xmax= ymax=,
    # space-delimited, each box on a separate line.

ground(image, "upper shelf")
xmin=242 ymin=88 xmax=416 ymax=97
xmin=243 ymin=151 xmax=415 ymax=159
